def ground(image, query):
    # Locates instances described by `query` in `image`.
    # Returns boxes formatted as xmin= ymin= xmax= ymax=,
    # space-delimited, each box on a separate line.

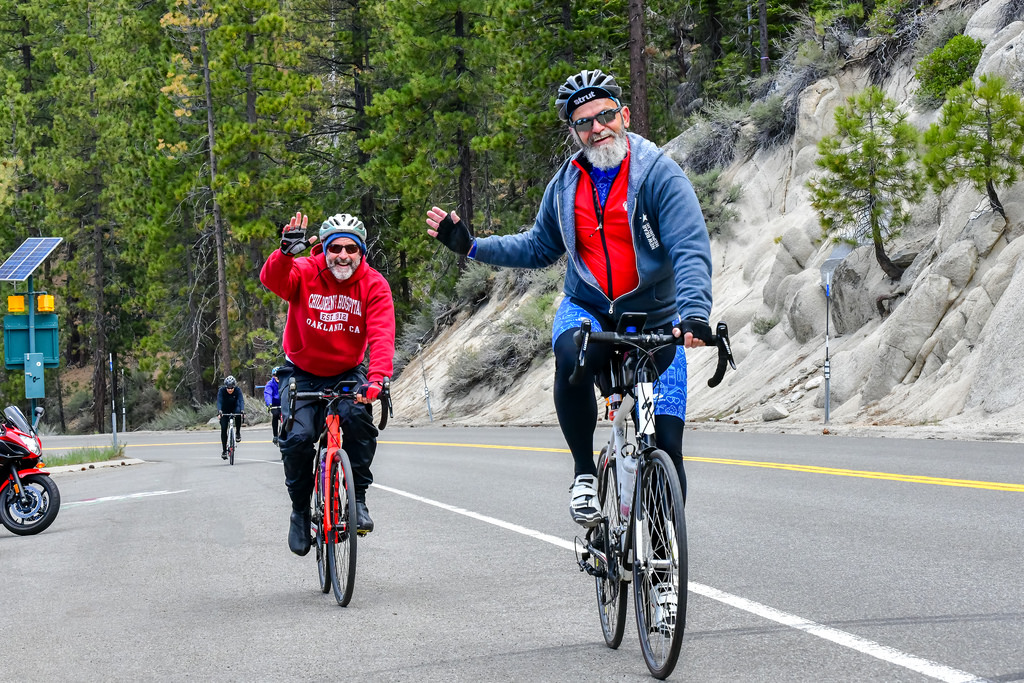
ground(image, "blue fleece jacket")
xmin=472 ymin=133 xmax=712 ymax=326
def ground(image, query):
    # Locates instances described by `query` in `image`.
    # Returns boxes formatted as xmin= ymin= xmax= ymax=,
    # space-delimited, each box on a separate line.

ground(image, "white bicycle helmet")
xmin=319 ymin=213 xmax=367 ymax=253
xmin=224 ymin=375 xmax=237 ymax=388
xmin=555 ymin=69 xmax=623 ymax=122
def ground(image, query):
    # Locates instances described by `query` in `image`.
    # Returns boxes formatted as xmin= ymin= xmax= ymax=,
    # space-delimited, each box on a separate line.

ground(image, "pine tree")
xmin=923 ymin=74 xmax=1024 ymax=220
xmin=808 ymin=85 xmax=924 ymax=280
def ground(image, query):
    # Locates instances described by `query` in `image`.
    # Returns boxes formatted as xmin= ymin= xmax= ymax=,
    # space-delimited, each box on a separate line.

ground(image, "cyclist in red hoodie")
xmin=260 ymin=211 xmax=396 ymax=556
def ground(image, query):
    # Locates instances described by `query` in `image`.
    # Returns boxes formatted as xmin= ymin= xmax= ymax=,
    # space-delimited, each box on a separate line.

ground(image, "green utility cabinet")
xmin=3 ymin=314 xmax=59 ymax=369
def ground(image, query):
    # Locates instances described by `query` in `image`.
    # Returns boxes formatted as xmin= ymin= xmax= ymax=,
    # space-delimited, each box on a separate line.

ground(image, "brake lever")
xmin=568 ymin=319 xmax=592 ymax=386
xmin=707 ymin=321 xmax=736 ymax=388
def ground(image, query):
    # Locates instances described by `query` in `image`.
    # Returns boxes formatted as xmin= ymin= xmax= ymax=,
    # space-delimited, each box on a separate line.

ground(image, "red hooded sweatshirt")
xmin=260 ymin=246 xmax=396 ymax=383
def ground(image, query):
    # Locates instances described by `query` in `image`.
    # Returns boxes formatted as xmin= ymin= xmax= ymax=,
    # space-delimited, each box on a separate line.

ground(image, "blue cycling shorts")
xmin=551 ymin=297 xmax=687 ymax=420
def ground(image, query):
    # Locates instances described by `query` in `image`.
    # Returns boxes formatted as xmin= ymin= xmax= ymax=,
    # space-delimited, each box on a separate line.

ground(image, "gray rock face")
xmin=966 ymin=0 xmax=1018 ymax=43
xmin=967 ymin=240 xmax=1024 ymax=412
xmin=830 ymin=247 xmax=886 ymax=335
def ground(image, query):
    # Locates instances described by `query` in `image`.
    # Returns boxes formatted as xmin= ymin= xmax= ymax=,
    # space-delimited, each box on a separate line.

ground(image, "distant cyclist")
xmin=260 ymin=211 xmax=396 ymax=556
xmin=426 ymin=69 xmax=712 ymax=527
xmin=217 ymin=375 xmax=245 ymax=459
xmin=264 ymin=367 xmax=282 ymax=446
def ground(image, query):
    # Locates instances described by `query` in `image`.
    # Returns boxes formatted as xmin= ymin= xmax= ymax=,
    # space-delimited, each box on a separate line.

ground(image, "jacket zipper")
xmin=590 ymin=183 xmax=615 ymax=305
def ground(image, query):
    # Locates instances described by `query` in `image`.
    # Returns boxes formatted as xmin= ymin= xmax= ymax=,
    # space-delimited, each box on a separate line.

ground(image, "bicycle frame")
xmin=318 ymin=411 xmax=346 ymax=542
xmin=593 ymin=356 xmax=662 ymax=577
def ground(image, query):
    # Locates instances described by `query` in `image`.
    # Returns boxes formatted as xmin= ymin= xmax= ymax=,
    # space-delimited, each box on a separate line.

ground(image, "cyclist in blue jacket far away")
xmin=264 ymin=367 xmax=282 ymax=446
xmin=426 ymin=69 xmax=714 ymax=527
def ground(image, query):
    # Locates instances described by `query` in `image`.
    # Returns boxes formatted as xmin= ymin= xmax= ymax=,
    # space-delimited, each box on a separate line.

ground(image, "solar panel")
xmin=0 ymin=237 xmax=63 ymax=282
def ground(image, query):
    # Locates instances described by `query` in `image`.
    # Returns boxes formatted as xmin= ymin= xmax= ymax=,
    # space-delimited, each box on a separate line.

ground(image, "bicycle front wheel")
xmin=228 ymin=428 xmax=235 ymax=466
xmin=313 ymin=449 xmax=330 ymax=593
xmin=595 ymin=450 xmax=627 ymax=648
xmin=632 ymin=449 xmax=687 ymax=680
xmin=327 ymin=448 xmax=358 ymax=606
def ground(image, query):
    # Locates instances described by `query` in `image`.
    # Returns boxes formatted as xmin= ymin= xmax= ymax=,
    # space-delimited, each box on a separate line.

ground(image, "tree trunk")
xmin=758 ymin=0 xmax=770 ymax=75
xmin=454 ymin=9 xmax=474 ymax=271
xmin=562 ymin=1 xmax=573 ymax=61
xmin=873 ymin=235 xmax=905 ymax=280
xmin=200 ymin=29 xmax=232 ymax=376
xmin=986 ymin=179 xmax=1005 ymax=219
xmin=628 ymin=0 xmax=650 ymax=138
xmin=91 ymin=213 xmax=107 ymax=432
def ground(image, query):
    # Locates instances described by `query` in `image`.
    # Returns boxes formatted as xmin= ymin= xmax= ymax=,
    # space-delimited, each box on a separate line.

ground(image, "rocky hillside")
xmin=391 ymin=0 xmax=1024 ymax=438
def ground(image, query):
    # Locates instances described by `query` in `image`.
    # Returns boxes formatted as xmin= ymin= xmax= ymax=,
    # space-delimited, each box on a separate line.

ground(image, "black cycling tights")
xmin=552 ymin=329 xmax=687 ymax=500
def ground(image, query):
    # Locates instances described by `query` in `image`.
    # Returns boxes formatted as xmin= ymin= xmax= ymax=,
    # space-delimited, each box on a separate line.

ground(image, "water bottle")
xmin=617 ymin=444 xmax=638 ymax=519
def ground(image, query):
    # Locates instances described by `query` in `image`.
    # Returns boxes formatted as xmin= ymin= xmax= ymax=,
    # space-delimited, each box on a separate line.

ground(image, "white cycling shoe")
xmin=569 ymin=474 xmax=601 ymax=527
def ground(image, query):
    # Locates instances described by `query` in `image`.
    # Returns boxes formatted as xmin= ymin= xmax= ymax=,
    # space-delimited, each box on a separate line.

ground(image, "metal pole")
xmin=109 ymin=353 xmax=118 ymax=448
xmin=27 ymin=275 xmax=36 ymax=418
xmin=824 ymin=274 xmax=831 ymax=424
xmin=121 ymin=367 xmax=127 ymax=432
xmin=418 ymin=344 xmax=433 ymax=422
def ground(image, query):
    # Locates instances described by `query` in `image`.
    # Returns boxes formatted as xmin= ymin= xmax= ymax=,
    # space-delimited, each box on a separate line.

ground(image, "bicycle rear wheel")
xmin=327 ymin=448 xmax=358 ymax=606
xmin=595 ymin=450 xmax=628 ymax=648
xmin=228 ymin=427 xmax=235 ymax=466
xmin=632 ymin=448 xmax=687 ymax=680
xmin=313 ymin=449 xmax=330 ymax=593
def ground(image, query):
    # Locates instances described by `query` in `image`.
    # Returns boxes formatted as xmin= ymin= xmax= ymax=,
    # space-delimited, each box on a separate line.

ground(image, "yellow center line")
xmin=380 ymin=440 xmax=1024 ymax=492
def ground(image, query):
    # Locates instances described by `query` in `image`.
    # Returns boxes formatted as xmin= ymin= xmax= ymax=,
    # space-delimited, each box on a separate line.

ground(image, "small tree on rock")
xmin=808 ymin=85 xmax=925 ymax=280
xmin=923 ymin=74 xmax=1024 ymax=221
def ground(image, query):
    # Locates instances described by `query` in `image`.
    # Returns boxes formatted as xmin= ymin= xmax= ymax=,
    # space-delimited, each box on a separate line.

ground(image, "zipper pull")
xmin=608 ymin=302 xmax=614 ymax=315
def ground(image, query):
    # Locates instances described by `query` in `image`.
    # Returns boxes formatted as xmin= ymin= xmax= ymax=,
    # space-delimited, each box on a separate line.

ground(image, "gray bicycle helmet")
xmin=271 ymin=366 xmax=281 ymax=377
xmin=555 ymin=69 xmax=623 ymax=122
xmin=224 ymin=375 xmax=237 ymax=388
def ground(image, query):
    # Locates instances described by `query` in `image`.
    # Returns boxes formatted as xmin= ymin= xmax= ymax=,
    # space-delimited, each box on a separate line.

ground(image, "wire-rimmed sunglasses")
xmin=327 ymin=242 xmax=361 ymax=255
xmin=571 ymin=106 xmax=622 ymax=133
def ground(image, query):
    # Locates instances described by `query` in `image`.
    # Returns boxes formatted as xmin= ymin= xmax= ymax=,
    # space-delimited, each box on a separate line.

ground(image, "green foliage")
xmin=690 ymin=170 xmax=742 ymax=236
xmin=923 ymin=75 xmax=1024 ymax=218
xmin=455 ymin=262 xmax=496 ymax=305
xmin=445 ymin=294 xmax=554 ymax=400
xmin=914 ymin=34 xmax=984 ymax=109
xmin=679 ymin=104 xmax=746 ymax=174
xmin=808 ymin=86 xmax=925 ymax=278
xmin=912 ymin=11 xmax=969 ymax=59
xmin=47 ymin=445 xmax=126 ymax=466
xmin=751 ymin=315 xmax=780 ymax=335
xmin=867 ymin=0 xmax=910 ymax=35
xmin=142 ymin=405 xmax=216 ymax=431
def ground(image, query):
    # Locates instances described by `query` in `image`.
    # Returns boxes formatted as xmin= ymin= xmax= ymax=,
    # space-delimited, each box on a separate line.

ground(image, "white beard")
xmin=329 ymin=262 xmax=356 ymax=281
xmin=583 ymin=132 xmax=629 ymax=170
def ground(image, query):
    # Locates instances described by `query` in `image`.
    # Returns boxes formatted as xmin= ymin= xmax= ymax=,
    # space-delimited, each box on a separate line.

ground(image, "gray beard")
xmin=329 ymin=262 xmax=356 ymax=281
xmin=582 ymin=132 xmax=629 ymax=170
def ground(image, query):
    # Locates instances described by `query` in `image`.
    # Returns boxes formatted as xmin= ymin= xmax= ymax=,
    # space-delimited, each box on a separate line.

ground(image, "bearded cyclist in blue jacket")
xmin=426 ymin=69 xmax=713 ymax=528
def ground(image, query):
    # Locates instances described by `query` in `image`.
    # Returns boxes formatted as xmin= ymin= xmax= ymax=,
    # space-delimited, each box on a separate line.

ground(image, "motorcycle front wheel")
xmin=0 ymin=473 xmax=61 ymax=535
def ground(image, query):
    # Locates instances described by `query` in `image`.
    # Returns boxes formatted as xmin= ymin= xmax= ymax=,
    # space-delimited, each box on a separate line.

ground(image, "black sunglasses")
xmin=571 ymin=106 xmax=622 ymax=133
xmin=327 ymin=242 xmax=361 ymax=255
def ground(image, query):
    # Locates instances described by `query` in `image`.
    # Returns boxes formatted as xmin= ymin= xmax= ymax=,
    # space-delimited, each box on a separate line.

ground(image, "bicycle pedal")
xmin=356 ymin=529 xmax=368 ymax=537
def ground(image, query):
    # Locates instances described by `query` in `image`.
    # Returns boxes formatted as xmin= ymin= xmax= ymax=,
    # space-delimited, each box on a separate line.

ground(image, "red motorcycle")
xmin=0 ymin=405 xmax=60 ymax=535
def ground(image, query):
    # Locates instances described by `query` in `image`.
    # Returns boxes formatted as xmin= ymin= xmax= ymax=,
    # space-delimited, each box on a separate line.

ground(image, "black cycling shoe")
xmin=288 ymin=510 xmax=311 ymax=556
xmin=355 ymin=501 xmax=374 ymax=533
xmin=221 ymin=450 xmax=228 ymax=460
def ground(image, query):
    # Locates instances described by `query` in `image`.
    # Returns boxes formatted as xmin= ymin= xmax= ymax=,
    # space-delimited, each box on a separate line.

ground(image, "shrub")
xmin=142 ymin=405 xmax=212 ymax=431
xmin=455 ymin=261 xmax=494 ymax=304
xmin=690 ymin=170 xmax=742 ymax=236
xmin=679 ymin=104 xmax=746 ymax=174
xmin=914 ymin=34 xmax=984 ymax=109
xmin=752 ymin=315 xmax=780 ymax=336
xmin=912 ymin=11 xmax=969 ymax=60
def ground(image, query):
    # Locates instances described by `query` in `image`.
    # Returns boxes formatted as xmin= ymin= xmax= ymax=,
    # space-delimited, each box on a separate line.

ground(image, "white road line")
xmin=64 ymin=489 xmax=189 ymax=508
xmin=372 ymin=483 xmax=988 ymax=683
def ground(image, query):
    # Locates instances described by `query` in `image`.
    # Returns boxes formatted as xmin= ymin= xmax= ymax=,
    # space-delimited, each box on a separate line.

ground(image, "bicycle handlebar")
xmin=287 ymin=377 xmax=393 ymax=431
xmin=569 ymin=318 xmax=736 ymax=388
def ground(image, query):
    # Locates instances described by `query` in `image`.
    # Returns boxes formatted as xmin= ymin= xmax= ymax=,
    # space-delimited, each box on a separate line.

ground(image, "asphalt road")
xmin=3 ymin=425 xmax=1021 ymax=682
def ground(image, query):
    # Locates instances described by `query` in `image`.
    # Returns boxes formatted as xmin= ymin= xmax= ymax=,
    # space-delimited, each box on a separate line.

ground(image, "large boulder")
xmin=966 ymin=0 xmax=1020 ymax=43
xmin=976 ymin=21 xmax=1024 ymax=83
xmin=829 ymin=246 xmax=890 ymax=335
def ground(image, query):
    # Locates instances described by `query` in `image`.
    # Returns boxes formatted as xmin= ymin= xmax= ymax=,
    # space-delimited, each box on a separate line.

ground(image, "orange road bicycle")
xmin=572 ymin=313 xmax=734 ymax=679
xmin=286 ymin=378 xmax=392 ymax=606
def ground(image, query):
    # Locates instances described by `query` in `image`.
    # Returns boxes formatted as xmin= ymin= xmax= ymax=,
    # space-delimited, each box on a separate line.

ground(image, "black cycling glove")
xmin=675 ymin=316 xmax=713 ymax=344
xmin=280 ymin=225 xmax=312 ymax=256
xmin=435 ymin=214 xmax=473 ymax=256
